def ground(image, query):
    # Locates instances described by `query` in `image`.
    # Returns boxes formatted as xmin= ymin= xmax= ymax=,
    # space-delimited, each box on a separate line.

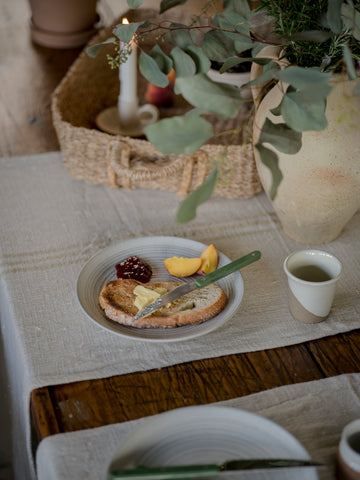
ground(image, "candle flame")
xmin=122 ymin=18 xmax=129 ymax=25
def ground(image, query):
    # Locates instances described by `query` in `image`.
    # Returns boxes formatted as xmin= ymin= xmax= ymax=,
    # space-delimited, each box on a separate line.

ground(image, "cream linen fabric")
xmin=0 ymin=153 xmax=359 ymax=479
xmin=36 ymin=373 xmax=360 ymax=480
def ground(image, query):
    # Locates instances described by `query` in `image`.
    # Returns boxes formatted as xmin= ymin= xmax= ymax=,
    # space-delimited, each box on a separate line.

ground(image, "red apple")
xmin=145 ymin=69 xmax=176 ymax=107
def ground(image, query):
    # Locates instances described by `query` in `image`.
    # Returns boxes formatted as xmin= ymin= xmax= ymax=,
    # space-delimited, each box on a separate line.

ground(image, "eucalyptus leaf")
xmin=177 ymin=165 xmax=218 ymax=223
xmin=145 ymin=116 xmax=214 ymax=154
xmin=297 ymin=82 xmax=333 ymax=102
xmin=281 ymin=92 xmax=327 ymax=132
xmin=270 ymin=103 xmax=282 ymax=116
xmin=243 ymin=63 xmax=280 ymax=88
xmin=176 ymin=74 xmax=242 ymax=119
xmin=185 ymin=45 xmax=211 ymax=73
xmin=202 ymin=30 xmax=237 ymax=62
xmin=234 ymin=38 xmax=254 ymax=53
xmin=139 ymin=51 xmax=169 ymax=87
xmin=223 ymin=0 xmax=251 ymax=17
xmin=341 ymin=2 xmax=360 ymax=40
xmin=220 ymin=56 xmax=245 ymax=73
xmin=185 ymin=107 xmax=209 ymax=116
xmin=127 ymin=0 xmax=145 ymax=8
xmin=343 ymin=44 xmax=357 ymax=80
xmin=170 ymin=47 xmax=196 ymax=77
xmin=113 ymin=21 xmax=145 ymax=43
xmin=160 ymin=0 xmax=187 ymax=13
xmin=277 ymin=66 xmax=331 ymax=89
xmin=86 ymin=37 xmax=115 ymax=58
xmin=326 ymin=0 xmax=343 ymax=34
xmin=166 ymin=23 xmax=196 ymax=48
xmin=258 ymin=118 xmax=302 ymax=154
xmin=217 ymin=11 xmax=250 ymax=40
xmin=220 ymin=56 xmax=272 ymax=73
xmin=255 ymin=145 xmax=283 ymax=200
xmin=151 ymin=45 xmax=173 ymax=74
xmin=251 ymin=41 xmax=265 ymax=58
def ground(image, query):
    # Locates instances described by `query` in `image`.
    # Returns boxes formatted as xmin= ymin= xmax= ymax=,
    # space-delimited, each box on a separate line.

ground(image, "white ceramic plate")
xmin=108 ymin=405 xmax=318 ymax=480
xmin=76 ymin=236 xmax=244 ymax=342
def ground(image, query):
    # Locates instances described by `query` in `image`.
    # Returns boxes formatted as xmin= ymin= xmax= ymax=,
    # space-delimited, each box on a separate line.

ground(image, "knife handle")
xmin=109 ymin=464 xmax=219 ymax=480
xmin=195 ymin=250 xmax=261 ymax=288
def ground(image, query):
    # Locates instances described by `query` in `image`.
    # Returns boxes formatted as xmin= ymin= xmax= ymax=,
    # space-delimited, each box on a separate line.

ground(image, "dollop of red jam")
xmin=115 ymin=256 xmax=152 ymax=283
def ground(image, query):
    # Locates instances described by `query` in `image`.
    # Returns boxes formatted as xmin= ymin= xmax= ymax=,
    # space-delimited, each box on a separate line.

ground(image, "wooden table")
xmin=3 ymin=0 xmax=360 ymax=447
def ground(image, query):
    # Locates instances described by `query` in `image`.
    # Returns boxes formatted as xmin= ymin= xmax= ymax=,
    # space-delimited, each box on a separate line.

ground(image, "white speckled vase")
xmin=251 ymin=47 xmax=360 ymax=244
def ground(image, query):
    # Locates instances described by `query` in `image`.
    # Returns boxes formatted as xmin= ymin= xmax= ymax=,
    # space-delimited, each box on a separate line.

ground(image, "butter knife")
xmin=133 ymin=250 xmax=261 ymax=321
xmin=109 ymin=458 xmax=322 ymax=479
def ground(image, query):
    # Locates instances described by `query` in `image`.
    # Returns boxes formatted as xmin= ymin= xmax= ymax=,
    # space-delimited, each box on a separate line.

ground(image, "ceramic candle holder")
xmin=95 ymin=103 xmax=159 ymax=137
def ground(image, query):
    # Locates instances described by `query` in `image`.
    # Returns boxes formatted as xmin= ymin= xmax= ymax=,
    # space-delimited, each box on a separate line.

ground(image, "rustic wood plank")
xmin=307 ymin=330 xmax=360 ymax=376
xmin=30 ymin=342 xmax=323 ymax=438
xmin=31 ymin=330 xmax=360 ymax=441
xmin=30 ymin=388 xmax=61 ymax=441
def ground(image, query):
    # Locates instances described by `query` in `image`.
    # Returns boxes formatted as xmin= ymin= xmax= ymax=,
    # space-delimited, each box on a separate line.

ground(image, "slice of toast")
xmin=99 ymin=279 xmax=227 ymax=328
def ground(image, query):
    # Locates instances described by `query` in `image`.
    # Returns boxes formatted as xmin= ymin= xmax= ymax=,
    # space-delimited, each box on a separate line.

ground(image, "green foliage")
xmin=176 ymin=74 xmax=243 ymax=118
xmin=144 ymin=116 xmax=214 ymax=154
xmin=113 ymin=21 xmax=146 ymax=43
xmin=257 ymin=0 xmax=360 ymax=69
xmin=254 ymin=145 xmax=282 ymax=200
xmin=139 ymin=51 xmax=169 ymax=87
xmin=87 ymin=0 xmax=360 ymax=222
xmin=258 ymin=118 xmax=302 ymax=154
xmin=150 ymin=44 xmax=173 ymax=75
xmin=160 ymin=0 xmax=188 ymax=14
xmin=127 ymin=0 xmax=145 ymax=8
xmin=176 ymin=165 xmax=218 ymax=223
xmin=86 ymin=37 xmax=116 ymax=58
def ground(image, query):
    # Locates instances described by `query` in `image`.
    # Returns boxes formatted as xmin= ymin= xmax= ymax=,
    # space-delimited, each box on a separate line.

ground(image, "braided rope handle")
xmin=107 ymin=136 xmax=209 ymax=195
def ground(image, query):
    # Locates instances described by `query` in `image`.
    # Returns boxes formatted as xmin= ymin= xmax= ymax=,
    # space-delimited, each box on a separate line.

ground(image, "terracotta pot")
xmin=251 ymin=47 xmax=360 ymax=244
xmin=29 ymin=0 xmax=100 ymax=48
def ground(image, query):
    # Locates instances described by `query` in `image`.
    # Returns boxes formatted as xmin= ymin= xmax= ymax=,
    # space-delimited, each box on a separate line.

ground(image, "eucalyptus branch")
xmin=137 ymin=21 xmax=281 ymax=46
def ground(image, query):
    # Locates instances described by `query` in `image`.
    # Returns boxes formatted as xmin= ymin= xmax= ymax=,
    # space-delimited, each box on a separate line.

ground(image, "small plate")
xmin=108 ymin=405 xmax=318 ymax=480
xmin=76 ymin=236 xmax=244 ymax=342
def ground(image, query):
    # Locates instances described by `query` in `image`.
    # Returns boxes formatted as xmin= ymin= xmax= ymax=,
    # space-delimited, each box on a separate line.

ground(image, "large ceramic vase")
xmin=251 ymin=46 xmax=360 ymax=244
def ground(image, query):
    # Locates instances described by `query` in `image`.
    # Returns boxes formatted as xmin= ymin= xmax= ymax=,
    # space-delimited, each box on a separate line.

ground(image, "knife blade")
xmin=109 ymin=458 xmax=322 ymax=479
xmin=132 ymin=250 xmax=261 ymax=321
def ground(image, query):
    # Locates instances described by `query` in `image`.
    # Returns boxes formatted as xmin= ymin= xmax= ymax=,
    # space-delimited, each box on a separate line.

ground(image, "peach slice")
xmin=197 ymin=244 xmax=219 ymax=274
xmin=164 ymin=256 xmax=201 ymax=277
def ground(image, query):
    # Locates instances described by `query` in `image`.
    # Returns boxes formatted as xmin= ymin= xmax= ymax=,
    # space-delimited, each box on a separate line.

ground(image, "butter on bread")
xmin=133 ymin=285 xmax=168 ymax=311
xmin=99 ymin=279 xmax=227 ymax=328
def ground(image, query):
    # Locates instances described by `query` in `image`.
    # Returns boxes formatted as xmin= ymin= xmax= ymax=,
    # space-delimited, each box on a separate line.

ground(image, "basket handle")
xmin=107 ymin=136 xmax=209 ymax=195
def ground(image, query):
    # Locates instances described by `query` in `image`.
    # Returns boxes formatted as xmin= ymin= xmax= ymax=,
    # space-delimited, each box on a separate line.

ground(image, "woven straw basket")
xmin=52 ymin=9 xmax=262 ymax=199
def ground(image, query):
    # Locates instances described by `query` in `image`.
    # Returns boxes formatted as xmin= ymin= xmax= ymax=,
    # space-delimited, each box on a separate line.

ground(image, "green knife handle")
xmin=195 ymin=250 xmax=261 ymax=288
xmin=109 ymin=464 xmax=219 ymax=480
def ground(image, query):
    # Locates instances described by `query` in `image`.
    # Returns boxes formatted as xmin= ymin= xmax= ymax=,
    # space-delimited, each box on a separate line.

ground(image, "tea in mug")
xmin=291 ymin=265 xmax=332 ymax=282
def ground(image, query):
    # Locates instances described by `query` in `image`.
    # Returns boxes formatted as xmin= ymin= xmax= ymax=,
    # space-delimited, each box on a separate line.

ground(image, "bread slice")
xmin=99 ymin=279 xmax=227 ymax=328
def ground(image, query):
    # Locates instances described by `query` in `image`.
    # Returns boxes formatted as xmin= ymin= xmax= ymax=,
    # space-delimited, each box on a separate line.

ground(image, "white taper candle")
xmin=118 ymin=18 xmax=138 ymax=125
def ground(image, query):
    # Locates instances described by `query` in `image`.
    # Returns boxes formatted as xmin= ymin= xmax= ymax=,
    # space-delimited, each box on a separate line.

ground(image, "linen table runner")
xmin=0 ymin=153 xmax=359 ymax=479
xmin=36 ymin=373 xmax=360 ymax=480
